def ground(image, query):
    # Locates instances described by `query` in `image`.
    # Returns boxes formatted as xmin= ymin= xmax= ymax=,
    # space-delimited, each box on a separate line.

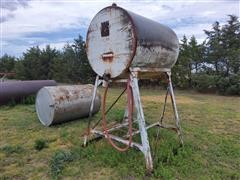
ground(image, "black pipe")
xmin=0 ymin=80 xmax=57 ymax=105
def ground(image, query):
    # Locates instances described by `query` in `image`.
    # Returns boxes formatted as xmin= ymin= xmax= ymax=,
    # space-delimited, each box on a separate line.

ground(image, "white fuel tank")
xmin=35 ymin=85 xmax=101 ymax=126
xmin=86 ymin=4 xmax=179 ymax=79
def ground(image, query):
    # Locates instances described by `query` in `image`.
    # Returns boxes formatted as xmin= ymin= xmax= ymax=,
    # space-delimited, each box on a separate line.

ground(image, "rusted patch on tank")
xmin=66 ymin=95 xmax=70 ymax=100
xmin=55 ymin=95 xmax=65 ymax=104
xmin=102 ymin=51 xmax=114 ymax=63
xmin=55 ymin=87 xmax=93 ymax=104
xmin=86 ymin=22 xmax=95 ymax=57
xmin=58 ymin=87 xmax=70 ymax=95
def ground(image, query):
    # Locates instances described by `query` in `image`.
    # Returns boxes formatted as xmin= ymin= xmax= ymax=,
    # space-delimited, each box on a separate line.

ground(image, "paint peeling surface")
xmin=35 ymin=85 xmax=101 ymax=126
xmin=86 ymin=5 xmax=179 ymax=79
xmin=87 ymin=6 xmax=136 ymax=78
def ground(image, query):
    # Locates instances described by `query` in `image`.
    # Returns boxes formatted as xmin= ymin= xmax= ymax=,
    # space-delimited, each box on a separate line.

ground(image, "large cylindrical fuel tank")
xmin=35 ymin=85 xmax=101 ymax=126
xmin=86 ymin=4 xmax=179 ymax=79
xmin=0 ymin=80 xmax=57 ymax=105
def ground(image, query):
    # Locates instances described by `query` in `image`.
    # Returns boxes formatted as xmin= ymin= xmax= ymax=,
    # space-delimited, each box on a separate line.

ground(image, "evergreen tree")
xmin=204 ymin=21 xmax=225 ymax=75
xmin=15 ymin=46 xmax=60 ymax=80
xmin=189 ymin=36 xmax=203 ymax=73
xmin=0 ymin=54 xmax=15 ymax=73
xmin=52 ymin=54 xmax=68 ymax=82
xmin=222 ymin=15 xmax=240 ymax=74
xmin=40 ymin=45 xmax=60 ymax=79
xmin=14 ymin=59 xmax=26 ymax=80
xmin=21 ymin=46 xmax=41 ymax=79
xmin=62 ymin=44 xmax=78 ymax=82
xmin=72 ymin=35 xmax=95 ymax=83
xmin=172 ymin=35 xmax=192 ymax=88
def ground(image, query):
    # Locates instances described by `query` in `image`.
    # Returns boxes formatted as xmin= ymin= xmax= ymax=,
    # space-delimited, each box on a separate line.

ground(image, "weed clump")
xmin=6 ymin=95 xmax=35 ymax=107
xmin=50 ymin=150 xmax=74 ymax=178
xmin=21 ymin=95 xmax=35 ymax=105
xmin=34 ymin=139 xmax=48 ymax=151
xmin=0 ymin=145 xmax=24 ymax=155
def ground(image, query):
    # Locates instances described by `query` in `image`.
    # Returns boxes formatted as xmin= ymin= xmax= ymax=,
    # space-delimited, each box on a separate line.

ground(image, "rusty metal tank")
xmin=86 ymin=4 xmax=179 ymax=79
xmin=35 ymin=85 xmax=101 ymax=126
xmin=0 ymin=80 xmax=57 ymax=105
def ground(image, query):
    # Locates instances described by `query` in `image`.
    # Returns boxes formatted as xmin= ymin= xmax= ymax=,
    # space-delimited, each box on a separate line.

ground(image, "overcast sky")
xmin=1 ymin=0 xmax=239 ymax=57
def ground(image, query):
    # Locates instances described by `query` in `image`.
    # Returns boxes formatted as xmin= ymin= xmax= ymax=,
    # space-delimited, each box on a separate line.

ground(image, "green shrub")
xmin=5 ymin=95 xmax=35 ymax=107
xmin=21 ymin=95 xmax=35 ymax=105
xmin=216 ymin=74 xmax=240 ymax=95
xmin=192 ymin=73 xmax=216 ymax=92
xmin=34 ymin=139 xmax=48 ymax=151
xmin=50 ymin=150 xmax=74 ymax=178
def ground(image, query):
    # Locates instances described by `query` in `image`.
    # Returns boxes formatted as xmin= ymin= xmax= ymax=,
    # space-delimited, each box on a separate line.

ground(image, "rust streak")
xmin=102 ymin=51 xmax=114 ymax=63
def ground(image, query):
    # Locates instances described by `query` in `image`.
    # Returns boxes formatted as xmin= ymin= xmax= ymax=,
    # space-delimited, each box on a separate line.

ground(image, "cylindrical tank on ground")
xmin=35 ymin=85 xmax=101 ymax=126
xmin=86 ymin=4 xmax=179 ymax=79
xmin=0 ymin=80 xmax=57 ymax=105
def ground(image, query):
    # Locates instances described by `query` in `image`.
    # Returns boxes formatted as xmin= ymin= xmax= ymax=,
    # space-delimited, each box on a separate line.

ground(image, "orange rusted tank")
xmin=35 ymin=85 xmax=101 ymax=126
xmin=86 ymin=4 xmax=179 ymax=79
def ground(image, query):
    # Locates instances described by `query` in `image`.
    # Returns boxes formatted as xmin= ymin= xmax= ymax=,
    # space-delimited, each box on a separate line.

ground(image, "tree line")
xmin=1 ymin=36 xmax=95 ymax=84
xmin=173 ymin=15 xmax=240 ymax=95
xmin=0 ymin=15 xmax=239 ymax=95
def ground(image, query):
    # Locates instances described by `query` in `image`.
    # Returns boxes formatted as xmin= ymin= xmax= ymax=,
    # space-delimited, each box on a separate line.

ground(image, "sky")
xmin=1 ymin=0 xmax=239 ymax=57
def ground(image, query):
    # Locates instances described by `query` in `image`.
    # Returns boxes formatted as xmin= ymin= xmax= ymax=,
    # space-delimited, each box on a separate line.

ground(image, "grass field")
xmin=0 ymin=88 xmax=239 ymax=179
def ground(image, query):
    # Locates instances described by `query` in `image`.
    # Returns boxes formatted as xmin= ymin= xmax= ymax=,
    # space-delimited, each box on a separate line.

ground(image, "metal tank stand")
xmin=166 ymin=72 xmax=184 ymax=145
xmin=84 ymin=71 xmax=183 ymax=172
xmin=130 ymin=71 xmax=153 ymax=170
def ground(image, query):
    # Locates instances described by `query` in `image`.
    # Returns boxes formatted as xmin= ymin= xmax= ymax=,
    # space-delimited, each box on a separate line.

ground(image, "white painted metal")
xmin=36 ymin=87 xmax=54 ymax=126
xmin=130 ymin=72 xmax=153 ymax=171
xmin=89 ymin=75 xmax=100 ymax=117
xmin=87 ymin=7 xmax=135 ymax=78
xmin=86 ymin=5 xmax=179 ymax=79
xmin=92 ymin=129 xmax=143 ymax=151
xmin=167 ymin=72 xmax=183 ymax=145
xmin=84 ymin=76 xmax=102 ymax=146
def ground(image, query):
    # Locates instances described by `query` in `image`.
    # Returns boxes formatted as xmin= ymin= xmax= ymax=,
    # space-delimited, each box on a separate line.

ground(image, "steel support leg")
xmin=166 ymin=72 xmax=183 ymax=145
xmin=130 ymin=73 xmax=153 ymax=172
xmin=84 ymin=75 xmax=100 ymax=146
xmin=89 ymin=75 xmax=99 ymax=117
xmin=122 ymin=105 xmax=129 ymax=122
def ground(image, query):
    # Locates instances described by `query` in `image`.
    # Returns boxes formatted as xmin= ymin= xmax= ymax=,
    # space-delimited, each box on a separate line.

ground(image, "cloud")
xmin=38 ymin=41 xmax=70 ymax=51
xmin=1 ymin=0 xmax=30 ymax=11
xmin=2 ymin=43 xmax=29 ymax=57
xmin=1 ymin=0 xmax=239 ymax=57
xmin=0 ymin=13 xmax=14 ymax=23
xmin=1 ymin=0 xmax=112 ymax=39
xmin=2 ymin=39 xmax=71 ymax=57
xmin=1 ymin=0 xmax=30 ymax=23
xmin=174 ymin=23 xmax=213 ymax=43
